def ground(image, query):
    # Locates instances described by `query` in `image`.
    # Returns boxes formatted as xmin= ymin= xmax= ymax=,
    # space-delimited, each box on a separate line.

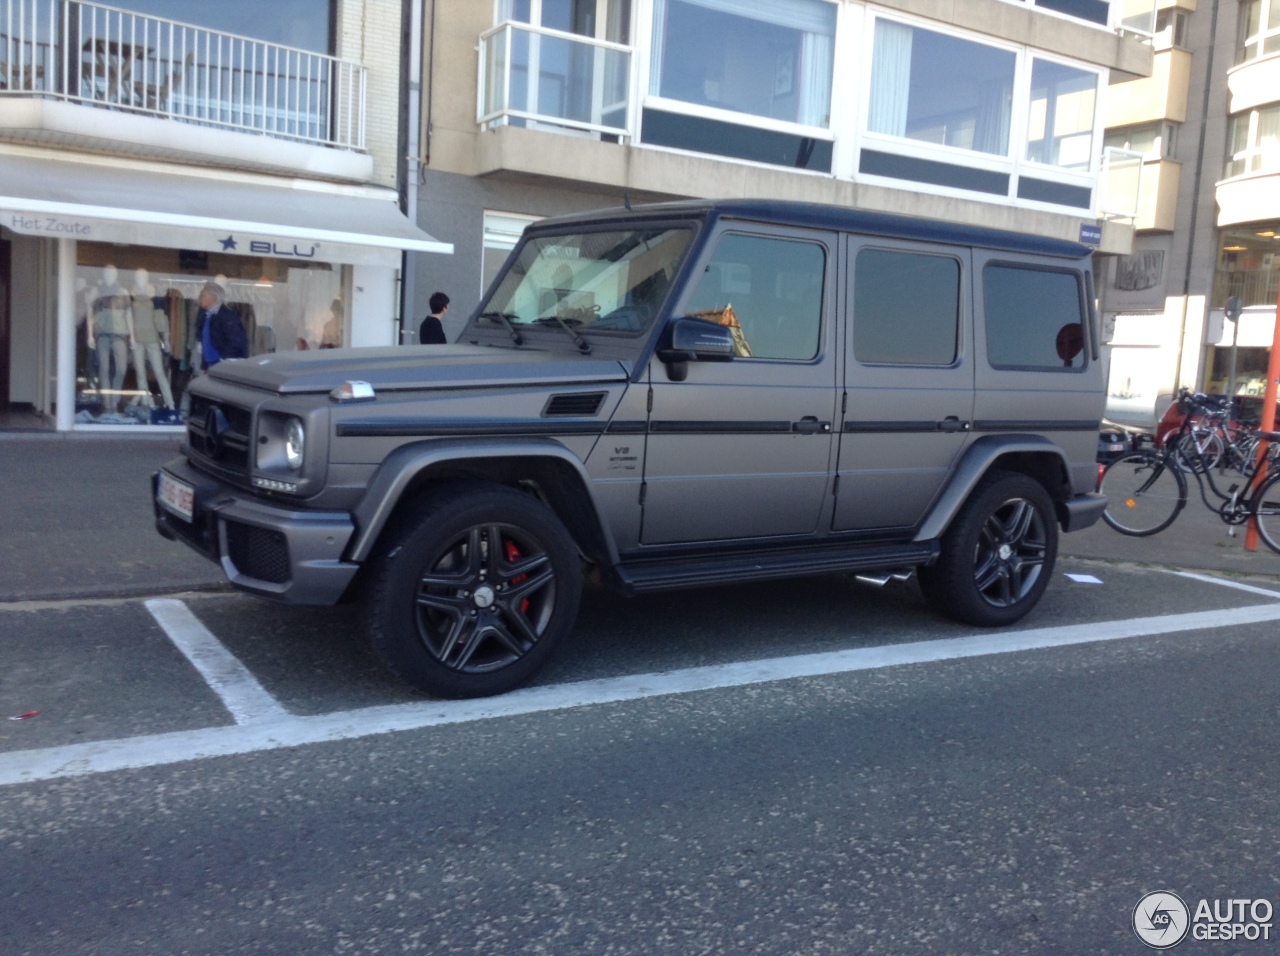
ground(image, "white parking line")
xmin=145 ymin=598 xmax=288 ymax=725
xmin=1170 ymin=570 xmax=1280 ymax=599
xmin=4 ymin=600 xmax=1280 ymax=788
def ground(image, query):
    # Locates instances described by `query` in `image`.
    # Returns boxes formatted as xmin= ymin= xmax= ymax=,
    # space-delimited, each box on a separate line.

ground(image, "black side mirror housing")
xmin=656 ymin=317 xmax=736 ymax=381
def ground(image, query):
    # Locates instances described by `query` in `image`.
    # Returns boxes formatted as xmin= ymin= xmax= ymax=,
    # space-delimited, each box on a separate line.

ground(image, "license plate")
xmin=157 ymin=471 xmax=195 ymax=522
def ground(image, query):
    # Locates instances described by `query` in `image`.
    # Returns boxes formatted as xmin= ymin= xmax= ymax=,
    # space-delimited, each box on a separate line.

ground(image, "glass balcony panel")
xmin=479 ymin=21 xmax=631 ymax=138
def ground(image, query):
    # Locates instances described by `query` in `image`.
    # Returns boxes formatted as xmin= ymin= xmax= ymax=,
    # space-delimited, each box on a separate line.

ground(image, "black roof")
xmin=530 ymin=198 xmax=1094 ymax=261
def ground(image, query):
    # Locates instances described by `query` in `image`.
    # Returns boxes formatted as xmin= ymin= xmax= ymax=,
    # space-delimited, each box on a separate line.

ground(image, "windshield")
xmin=482 ymin=226 xmax=693 ymax=336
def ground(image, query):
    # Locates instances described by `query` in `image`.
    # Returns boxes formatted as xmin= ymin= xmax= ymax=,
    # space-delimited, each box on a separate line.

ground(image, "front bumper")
xmin=153 ymin=456 xmax=358 ymax=604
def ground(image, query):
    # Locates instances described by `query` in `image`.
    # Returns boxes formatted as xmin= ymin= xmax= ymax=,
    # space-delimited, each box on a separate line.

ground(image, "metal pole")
xmin=1244 ymin=279 xmax=1280 ymax=551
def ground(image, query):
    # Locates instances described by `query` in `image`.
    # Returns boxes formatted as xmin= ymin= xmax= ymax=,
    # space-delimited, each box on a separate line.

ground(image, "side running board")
xmin=613 ymin=541 xmax=939 ymax=596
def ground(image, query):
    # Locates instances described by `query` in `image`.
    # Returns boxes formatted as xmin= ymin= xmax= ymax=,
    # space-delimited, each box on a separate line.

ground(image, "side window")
xmin=853 ymin=248 xmax=959 ymax=366
xmin=984 ymin=264 xmax=1086 ymax=370
xmin=683 ymin=234 xmax=825 ymax=360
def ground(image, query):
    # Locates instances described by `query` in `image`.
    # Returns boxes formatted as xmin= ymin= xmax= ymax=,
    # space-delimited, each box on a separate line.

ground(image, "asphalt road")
xmin=3 ymin=559 xmax=1280 ymax=955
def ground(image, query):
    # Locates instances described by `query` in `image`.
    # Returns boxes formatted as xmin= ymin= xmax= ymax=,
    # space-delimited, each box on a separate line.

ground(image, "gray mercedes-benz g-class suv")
xmin=155 ymin=199 xmax=1107 ymax=698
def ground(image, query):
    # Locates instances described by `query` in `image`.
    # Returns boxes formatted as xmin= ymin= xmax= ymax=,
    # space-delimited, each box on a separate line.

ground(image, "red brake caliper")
xmin=505 ymin=539 xmax=530 ymax=614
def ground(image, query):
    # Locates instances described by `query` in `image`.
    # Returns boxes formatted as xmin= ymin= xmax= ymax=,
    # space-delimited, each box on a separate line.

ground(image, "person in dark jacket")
xmin=419 ymin=291 xmax=449 ymax=344
xmin=196 ymin=281 xmax=248 ymax=370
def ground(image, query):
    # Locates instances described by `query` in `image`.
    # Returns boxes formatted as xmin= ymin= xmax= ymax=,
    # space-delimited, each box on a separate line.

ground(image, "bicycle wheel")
xmin=1251 ymin=470 xmax=1280 ymax=555
xmin=1100 ymin=451 xmax=1187 ymax=536
xmin=1171 ymin=427 xmax=1223 ymax=472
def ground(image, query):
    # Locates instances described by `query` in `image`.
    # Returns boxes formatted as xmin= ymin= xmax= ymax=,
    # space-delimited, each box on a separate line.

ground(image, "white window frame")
xmin=852 ymin=11 xmax=1104 ymax=214
xmin=636 ymin=0 xmax=840 ymax=142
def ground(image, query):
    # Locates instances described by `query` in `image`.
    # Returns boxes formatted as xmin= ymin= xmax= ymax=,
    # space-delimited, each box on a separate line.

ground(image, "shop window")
xmin=868 ymin=21 xmax=1015 ymax=157
xmin=682 ymin=234 xmax=825 ymax=361
xmin=110 ymin=0 xmax=334 ymax=54
xmin=74 ymin=243 xmax=345 ymax=426
xmin=1025 ymin=59 xmax=1097 ymax=170
xmin=853 ymin=249 xmax=959 ymax=367
xmin=984 ymin=264 xmax=1086 ymax=371
xmin=1215 ymin=228 xmax=1280 ymax=311
xmin=648 ymin=0 xmax=836 ymax=130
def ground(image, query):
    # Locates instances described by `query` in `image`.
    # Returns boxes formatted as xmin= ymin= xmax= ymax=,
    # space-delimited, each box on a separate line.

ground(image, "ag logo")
xmin=1133 ymin=891 xmax=1190 ymax=949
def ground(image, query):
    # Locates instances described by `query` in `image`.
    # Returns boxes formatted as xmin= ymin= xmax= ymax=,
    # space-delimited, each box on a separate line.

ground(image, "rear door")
xmin=640 ymin=225 xmax=838 ymax=544
xmin=834 ymin=238 xmax=975 ymax=532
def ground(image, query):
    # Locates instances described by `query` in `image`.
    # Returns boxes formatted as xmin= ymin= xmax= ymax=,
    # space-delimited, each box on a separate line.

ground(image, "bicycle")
xmin=1099 ymin=389 xmax=1280 ymax=552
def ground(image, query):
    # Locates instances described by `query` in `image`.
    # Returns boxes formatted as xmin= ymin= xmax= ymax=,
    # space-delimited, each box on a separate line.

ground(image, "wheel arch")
xmin=346 ymin=438 xmax=617 ymax=567
xmin=915 ymin=435 xmax=1073 ymax=542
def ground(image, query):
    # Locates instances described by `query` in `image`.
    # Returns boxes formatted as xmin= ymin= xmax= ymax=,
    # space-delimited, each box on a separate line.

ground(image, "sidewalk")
xmin=1 ymin=433 xmax=1278 ymax=604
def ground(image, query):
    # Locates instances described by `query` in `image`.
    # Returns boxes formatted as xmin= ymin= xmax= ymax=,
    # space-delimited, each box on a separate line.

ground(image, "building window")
xmin=1226 ymin=103 xmax=1280 ymax=179
xmin=1154 ymin=8 xmax=1189 ymax=50
xmin=1104 ymin=121 xmax=1177 ymax=160
xmin=867 ymin=20 xmax=1015 ymax=157
xmin=483 ymin=211 xmax=542 ymax=296
xmin=648 ymin=0 xmax=836 ymax=129
xmin=1237 ymin=0 xmax=1280 ymax=63
xmin=1025 ymin=59 xmax=1097 ymax=169
xmin=114 ymin=0 xmax=334 ymax=54
xmin=1215 ymin=226 xmax=1280 ymax=310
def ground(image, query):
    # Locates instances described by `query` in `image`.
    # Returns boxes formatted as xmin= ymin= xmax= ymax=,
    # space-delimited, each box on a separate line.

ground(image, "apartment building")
xmin=407 ymin=0 xmax=1154 ymax=342
xmin=1101 ymin=0 xmax=1280 ymax=428
xmin=0 ymin=0 xmax=449 ymax=432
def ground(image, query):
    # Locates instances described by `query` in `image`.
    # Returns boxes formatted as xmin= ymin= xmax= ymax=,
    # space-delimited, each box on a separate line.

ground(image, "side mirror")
xmin=656 ymin=317 xmax=736 ymax=382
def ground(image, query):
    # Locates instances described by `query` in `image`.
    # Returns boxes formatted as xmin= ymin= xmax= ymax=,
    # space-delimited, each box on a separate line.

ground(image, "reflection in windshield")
xmin=483 ymin=227 xmax=692 ymax=335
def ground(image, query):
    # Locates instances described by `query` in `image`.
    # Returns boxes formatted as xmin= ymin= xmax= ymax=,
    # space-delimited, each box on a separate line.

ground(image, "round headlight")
xmin=285 ymin=418 xmax=305 ymax=470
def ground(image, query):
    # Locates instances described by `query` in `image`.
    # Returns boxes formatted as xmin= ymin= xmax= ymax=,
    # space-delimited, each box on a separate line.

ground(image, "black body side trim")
xmin=650 ymin=420 xmax=792 ymax=434
xmin=972 ymin=419 xmax=1100 ymax=432
xmin=844 ymin=421 xmax=945 ymax=433
xmin=606 ymin=420 xmax=648 ymax=434
xmin=335 ymin=419 xmax=607 ymax=438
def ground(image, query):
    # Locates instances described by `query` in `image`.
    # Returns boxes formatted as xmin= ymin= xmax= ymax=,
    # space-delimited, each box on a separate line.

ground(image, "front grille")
xmin=225 ymin=522 xmax=291 ymax=584
xmin=187 ymin=395 xmax=253 ymax=475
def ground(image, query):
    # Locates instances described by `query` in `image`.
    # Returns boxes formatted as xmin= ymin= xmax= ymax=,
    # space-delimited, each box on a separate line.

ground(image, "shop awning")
xmin=0 ymin=153 xmax=452 ymax=267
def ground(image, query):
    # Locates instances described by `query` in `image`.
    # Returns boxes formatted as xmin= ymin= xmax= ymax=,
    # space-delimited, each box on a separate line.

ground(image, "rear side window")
xmin=853 ymin=249 xmax=960 ymax=366
xmin=984 ymin=264 xmax=1086 ymax=370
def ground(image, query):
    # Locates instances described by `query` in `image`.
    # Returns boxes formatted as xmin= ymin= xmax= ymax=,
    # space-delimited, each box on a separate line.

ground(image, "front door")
xmin=833 ymin=238 xmax=975 ymax=533
xmin=641 ymin=226 xmax=837 ymax=544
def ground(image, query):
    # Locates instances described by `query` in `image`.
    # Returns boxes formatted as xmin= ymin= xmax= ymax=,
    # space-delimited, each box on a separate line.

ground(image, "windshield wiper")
xmin=532 ymin=314 xmax=592 ymax=354
xmin=477 ymin=311 xmax=524 ymax=346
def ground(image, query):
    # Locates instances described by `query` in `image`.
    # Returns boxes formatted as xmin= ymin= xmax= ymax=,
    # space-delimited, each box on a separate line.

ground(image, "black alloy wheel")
xmin=918 ymin=471 xmax=1058 ymax=627
xmin=368 ymin=485 xmax=582 ymax=698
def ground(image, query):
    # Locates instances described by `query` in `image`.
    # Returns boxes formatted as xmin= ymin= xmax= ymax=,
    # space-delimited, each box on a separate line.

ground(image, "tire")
xmin=366 ymin=484 xmax=583 ymax=699
xmin=1172 ymin=427 xmax=1222 ymax=472
xmin=1251 ymin=471 xmax=1280 ymax=555
xmin=918 ymin=471 xmax=1058 ymax=627
xmin=1099 ymin=451 xmax=1186 ymax=536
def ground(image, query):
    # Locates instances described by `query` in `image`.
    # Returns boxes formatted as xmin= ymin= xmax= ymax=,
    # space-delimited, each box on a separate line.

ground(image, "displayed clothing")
xmin=90 ymin=285 xmax=133 ymax=400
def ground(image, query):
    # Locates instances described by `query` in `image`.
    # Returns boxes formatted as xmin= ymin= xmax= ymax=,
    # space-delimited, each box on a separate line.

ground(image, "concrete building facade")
xmin=406 ymin=0 xmax=1154 ymax=342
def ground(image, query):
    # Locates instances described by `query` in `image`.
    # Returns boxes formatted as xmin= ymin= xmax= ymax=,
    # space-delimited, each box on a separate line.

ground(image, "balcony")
xmin=0 ymin=0 xmax=368 ymax=174
xmin=478 ymin=21 xmax=631 ymax=140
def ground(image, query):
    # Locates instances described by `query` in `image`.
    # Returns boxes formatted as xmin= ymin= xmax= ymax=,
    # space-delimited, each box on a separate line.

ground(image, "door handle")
xmin=793 ymin=417 xmax=832 ymax=435
xmin=938 ymin=417 xmax=970 ymax=433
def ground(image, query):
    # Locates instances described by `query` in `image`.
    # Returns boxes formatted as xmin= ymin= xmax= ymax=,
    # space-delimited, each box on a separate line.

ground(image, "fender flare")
xmin=346 ymin=437 xmax=617 ymax=564
xmin=914 ymin=435 xmax=1071 ymax=543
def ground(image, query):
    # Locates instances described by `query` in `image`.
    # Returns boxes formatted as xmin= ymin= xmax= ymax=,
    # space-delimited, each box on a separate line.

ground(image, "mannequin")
xmin=86 ymin=264 xmax=134 ymax=411
xmin=130 ymin=268 xmax=176 ymax=409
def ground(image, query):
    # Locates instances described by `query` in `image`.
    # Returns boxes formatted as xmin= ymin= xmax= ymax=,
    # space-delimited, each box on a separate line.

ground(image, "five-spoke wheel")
xmin=367 ymin=485 xmax=582 ymax=698
xmin=918 ymin=472 xmax=1058 ymax=627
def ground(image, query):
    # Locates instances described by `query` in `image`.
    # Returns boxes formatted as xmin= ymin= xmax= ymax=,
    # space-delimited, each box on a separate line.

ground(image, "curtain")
xmin=975 ymin=78 xmax=1012 ymax=155
xmin=868 ymin=20 xmax=912 ymax=137
xmin=798 ymin=33 xmax=834 ymax=127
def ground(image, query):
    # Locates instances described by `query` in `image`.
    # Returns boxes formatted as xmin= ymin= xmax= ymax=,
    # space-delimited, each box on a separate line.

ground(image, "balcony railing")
xmin=1099 ymin=146 xmax=1144 ymax=220
xmin=0 ymin=0 xmax=366 ymax=150
xmin=478 ymin=21 xmax=631 ymax=140
xmin=1112 ymin=0 xmax=1157 ymax=39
